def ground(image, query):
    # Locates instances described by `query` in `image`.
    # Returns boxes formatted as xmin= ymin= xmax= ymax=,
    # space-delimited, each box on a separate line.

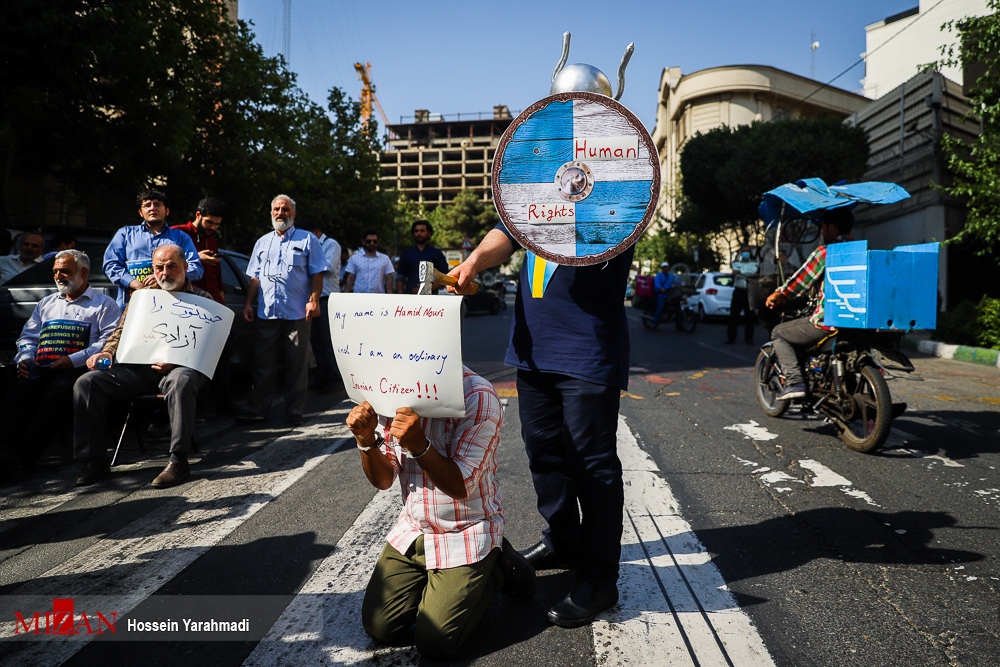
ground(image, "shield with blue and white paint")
xmin=493 ymin=91 xmax=660 ymax=266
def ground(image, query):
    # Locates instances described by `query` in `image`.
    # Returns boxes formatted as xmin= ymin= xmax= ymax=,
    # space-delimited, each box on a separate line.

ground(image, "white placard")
xmin=572 ymin=135 xmax=639 ymax=161
xmin=328 ymin=293 xmax=464 ymax=418
xmin=115 ymin=289 xmax=234 ymax=379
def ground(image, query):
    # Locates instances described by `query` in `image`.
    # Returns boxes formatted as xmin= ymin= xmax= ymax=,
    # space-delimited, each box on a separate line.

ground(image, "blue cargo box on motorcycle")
xmin=823 ymin=240 xmax=938 ymax=330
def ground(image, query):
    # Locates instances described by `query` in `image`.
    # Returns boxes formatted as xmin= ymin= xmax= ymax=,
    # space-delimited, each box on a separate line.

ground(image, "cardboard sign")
xmin=35 ymin=319 xmax=91 ymax=366
xmin=115 ymin=289 xmax=234 ymax=378
xmin=328 ymin=293 xmax=464 ymax=418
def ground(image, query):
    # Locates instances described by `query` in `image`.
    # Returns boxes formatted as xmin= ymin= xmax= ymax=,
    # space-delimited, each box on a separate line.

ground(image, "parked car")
xmin=687 ymin=272 xmax=735 ymax=321
xmin=0 ymin=241 xmax=255 ymax=370
xmin=462 ymin=277 xmax=503 ymax=315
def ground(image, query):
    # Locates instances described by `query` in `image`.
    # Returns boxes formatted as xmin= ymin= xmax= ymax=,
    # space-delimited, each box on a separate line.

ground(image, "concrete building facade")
xmin=379 ymin=107 xmax=515 ymax=211
xmin=861 ymin=0 xmax=990 ymax=100
xmin=650 ymin=65 xmax=869 ymax=224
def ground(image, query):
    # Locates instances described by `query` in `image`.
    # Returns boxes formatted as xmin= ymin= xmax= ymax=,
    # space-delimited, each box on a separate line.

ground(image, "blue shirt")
xmin=654 ymin=271 xmax=676 ymax=295
xmin=246 ymin=226 xmax=329 ymax=320
xmin=396 ymin=245 xmax=449 ymax=293
xmin=103 ymin=221 xmax=203 ymax=308
xmin=496 ymin=223 xmax=632 ymax=388
xmin=16 ymin=286 xmax=121 ymax=368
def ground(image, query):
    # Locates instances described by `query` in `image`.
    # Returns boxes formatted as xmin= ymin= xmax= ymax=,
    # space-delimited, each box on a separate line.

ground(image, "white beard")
xmin=272 ymin=217 xmax=293 ymax=233
xmin=55 ymin=277 xmax=82 ymax=295
xmin=156 ymin=276 xmax=181 ymax=291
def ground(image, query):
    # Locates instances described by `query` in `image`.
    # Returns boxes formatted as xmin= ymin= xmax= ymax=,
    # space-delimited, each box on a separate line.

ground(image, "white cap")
xmin=660 ymin=262 xmax=670 ymax=268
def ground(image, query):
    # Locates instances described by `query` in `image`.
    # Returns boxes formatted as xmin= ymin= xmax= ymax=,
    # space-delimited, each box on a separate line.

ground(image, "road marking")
xmin=884 ymin=429 xmax=965 ymax=467
xmin=724 ymin=420 xmax=779 ymax=441
xmin=798 ymin=459 xmax=880 ymax=507
xmin=0 ymin=419 xmax=353 ymax=666
xmin=697 ymin=341 xmax=753 ymax=363
xmin=597 ymin=415 xmax=776 ymax=666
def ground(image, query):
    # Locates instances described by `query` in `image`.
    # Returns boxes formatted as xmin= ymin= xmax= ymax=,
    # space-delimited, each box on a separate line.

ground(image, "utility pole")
xmin=282 ymin=0 xmax=291 ymax=67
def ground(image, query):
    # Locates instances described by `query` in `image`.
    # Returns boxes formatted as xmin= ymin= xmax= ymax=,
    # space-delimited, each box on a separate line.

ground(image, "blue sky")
xmin=239 ymin=0 xmax=924 ymax=132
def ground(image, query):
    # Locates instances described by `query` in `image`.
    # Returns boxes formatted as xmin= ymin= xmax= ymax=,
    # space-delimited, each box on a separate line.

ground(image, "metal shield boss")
xmin=492 ymin=91 xmax=659 ymax=266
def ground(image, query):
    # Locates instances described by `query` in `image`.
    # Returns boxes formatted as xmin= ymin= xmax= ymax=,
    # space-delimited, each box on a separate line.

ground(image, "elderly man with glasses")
xmin=344 ymin=230 xmax=394 ymax=294
xmin=237 ymin=195 xmax=328 ymax=426
xmin=0 ymin=233 xmax=45 ymax=284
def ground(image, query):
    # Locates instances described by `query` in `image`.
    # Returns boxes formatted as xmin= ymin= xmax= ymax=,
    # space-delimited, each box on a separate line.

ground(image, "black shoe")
xmin=288 ymin=414 xmax=305 ymax=426
xmin=235 ymin=411 xmax=265 ymax=425
xmin=520 ymin=540 xmax=571 ymax=571
xmin=499 ymin=538 xmax=536 ymax=600
xmin=547 ymin=581 xmax=619 ymax=628
xmin=75 ymin=457 xmax=110 ymax=487
xmin=776 ymin=383 xmax=807 ymax=401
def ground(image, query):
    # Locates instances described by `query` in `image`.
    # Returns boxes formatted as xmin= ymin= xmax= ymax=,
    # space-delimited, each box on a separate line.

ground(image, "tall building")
xmin=650 ymin=65 xmax=868 ymax=223
xmin=861 ymin=0 xmax=990 ymax=100
xmin=379 ymin=107 xmax=515 ymax=211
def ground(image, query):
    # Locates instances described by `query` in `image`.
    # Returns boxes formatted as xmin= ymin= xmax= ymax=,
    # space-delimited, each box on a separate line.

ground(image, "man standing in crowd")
xmin=308 ymin=222 xmax=342 ymax=393
xmin=42 ymin=231 xmax=77 ymax=260
xmin=449 ymin=224 xmax=631 ymax=628
xmin=238 ymin=195 xmax=328 ymax=426
xmin=0 ymin=233 xmax=45 ymax=284
xmin=395 ymin=220 xmax=449 ymax=294
xmin=172 ymin=197 xmax=235 ymax=415
xmin=344 ymin=230 xmax=394 ymax=294
xmin=103 ymin=188 xmax=202 ymax=310
xmin=0 ymin=250 xmax=120 ymax=479
xmin=346 ymin=367 xmax=534 ymax=658
xmin=725 ymin=244 xmax=758 ymax=345
xmin=73 ymin=244 xmax=213 ymax=488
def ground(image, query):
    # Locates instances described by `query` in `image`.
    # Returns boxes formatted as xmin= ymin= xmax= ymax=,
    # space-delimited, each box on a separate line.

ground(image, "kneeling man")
xmin=74 ymin=244 xmax=214 ymax=488
xmin=346 ymin=367 xmax=534 ymax=658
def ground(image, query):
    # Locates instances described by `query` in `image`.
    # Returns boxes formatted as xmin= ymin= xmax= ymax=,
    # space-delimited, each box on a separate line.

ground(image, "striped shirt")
xmin=774 ymin=235 xmax=853 ymax=330
xmin=345 ymin=251 xmax=394 ymax=293
xmin=380 ymin=367 xmax=504 ymax=570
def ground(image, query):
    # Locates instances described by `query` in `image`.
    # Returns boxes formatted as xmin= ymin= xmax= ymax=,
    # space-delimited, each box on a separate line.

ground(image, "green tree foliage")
xmin=936 ymin=1 xmax=1000 ymax=252
xmin=0 ymin=1 xmax=396 ymax=251
xmin=676 ymin=116 xmax=870 ymax=246
xmin=634 ymin=218 xmax=719 ymax=273
xmin=425 ymin=189 xmax=499 ymax=249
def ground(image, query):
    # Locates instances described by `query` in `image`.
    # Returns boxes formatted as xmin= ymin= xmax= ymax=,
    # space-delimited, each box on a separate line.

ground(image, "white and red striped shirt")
xmin=380 ymin=367 xmax=504 ymax=570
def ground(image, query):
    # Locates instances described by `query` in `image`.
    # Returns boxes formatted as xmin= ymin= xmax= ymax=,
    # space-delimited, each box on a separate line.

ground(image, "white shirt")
xmin=16 ymin=286 xmax=122 ymax=367
xmin=345 ymin=251 xmax=394 ymax=294
xmin=316 ymin=234 xmax=341 ymax=297
xmin=0 ymin=255 xmax=43 ymax=285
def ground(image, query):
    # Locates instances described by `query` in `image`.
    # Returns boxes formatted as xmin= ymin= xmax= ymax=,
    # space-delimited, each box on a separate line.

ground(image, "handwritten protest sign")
xmin=328 ymin=293 xmax=465 ymax=418
xmin=115 ymin=289 xmax=234 ymax=378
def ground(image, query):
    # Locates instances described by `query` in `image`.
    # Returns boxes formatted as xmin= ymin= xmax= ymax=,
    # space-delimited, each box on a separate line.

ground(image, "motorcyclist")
xmin=764 ymin=207 xmax=854 ymax=400
xmin=649 ymin=262 xmax=683 ymax=330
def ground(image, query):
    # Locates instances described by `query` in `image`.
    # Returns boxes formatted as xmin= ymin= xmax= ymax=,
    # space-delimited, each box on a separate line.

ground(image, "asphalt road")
xmin=0 ymin=296 xmax=998 ymax=666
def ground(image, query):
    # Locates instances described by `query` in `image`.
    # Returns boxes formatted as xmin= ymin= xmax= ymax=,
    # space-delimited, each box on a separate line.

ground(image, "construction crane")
xmin=354 ymin=62 xmax=393 ymax=136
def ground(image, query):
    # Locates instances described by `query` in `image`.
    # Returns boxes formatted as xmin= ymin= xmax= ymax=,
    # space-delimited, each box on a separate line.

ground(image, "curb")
xmin=906 ymin=338 xmax=1000 ymax=369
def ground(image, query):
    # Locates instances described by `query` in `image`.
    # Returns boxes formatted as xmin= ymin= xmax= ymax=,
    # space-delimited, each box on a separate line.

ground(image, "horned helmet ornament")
xmin=548 ymin=32 xmax=634 ymax=100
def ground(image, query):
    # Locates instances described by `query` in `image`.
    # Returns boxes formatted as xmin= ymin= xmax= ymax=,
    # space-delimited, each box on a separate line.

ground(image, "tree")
xmin=936 ymin=1 xmax=1000 ymax=252
xmin=676 ymin=116 xmax=870 ymax=248
xmin=425 ymin=189 xmax=499 ymax=249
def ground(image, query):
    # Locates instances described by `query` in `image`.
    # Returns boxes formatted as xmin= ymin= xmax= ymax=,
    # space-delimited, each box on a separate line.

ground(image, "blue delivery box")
xmin=824 ymin=240 xmax=939 ymax=330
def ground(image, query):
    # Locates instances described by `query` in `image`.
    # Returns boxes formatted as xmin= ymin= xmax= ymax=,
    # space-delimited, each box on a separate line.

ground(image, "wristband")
xmin=358 ymin=432 xmax=384 ymax=452
xmin=410 ymin=440 xmax=431 ymax=459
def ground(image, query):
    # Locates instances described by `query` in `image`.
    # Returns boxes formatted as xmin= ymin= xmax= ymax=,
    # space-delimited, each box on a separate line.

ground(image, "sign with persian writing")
xmin=327 ymin=293 xmax=465 ymax=418
xmin=115 ymin=289 xmax=234 ymax=378
xmin=493 ymin=91 xmax=659 ymax=266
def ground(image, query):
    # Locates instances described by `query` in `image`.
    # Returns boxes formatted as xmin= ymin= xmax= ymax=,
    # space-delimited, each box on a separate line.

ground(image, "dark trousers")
xmin=310 ymin=296 xmax=339 ymax=385
xmin=653 ymin=295 xmax=682 ymax=330
xmin=73 ymin=364 xmax=206 ymax=460
xmin=0 ymin=368 xmax=84 ymax=465
xmin=516 ymin=370 xmax=623 ymax=587
xmin=771 ymin=317 xmax=829 ymax=386
xmin=246 ymin=318 xmax=310 ymax=418
xmin=727 ymin=287 xmax=755 ymax=343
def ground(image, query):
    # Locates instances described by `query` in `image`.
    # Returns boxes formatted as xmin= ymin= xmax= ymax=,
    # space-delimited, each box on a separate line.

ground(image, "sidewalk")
xmin=900 ymin=332 xmax=1000 ymax=369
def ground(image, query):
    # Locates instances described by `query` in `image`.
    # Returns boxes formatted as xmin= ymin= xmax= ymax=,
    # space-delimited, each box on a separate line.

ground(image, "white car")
xmin=688 ymin=272 xmax=735 ymax=321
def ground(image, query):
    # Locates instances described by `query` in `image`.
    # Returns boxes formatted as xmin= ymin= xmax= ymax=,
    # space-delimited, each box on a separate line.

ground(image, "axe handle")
xmin=433 ymin=271 xmax=478 ymax=294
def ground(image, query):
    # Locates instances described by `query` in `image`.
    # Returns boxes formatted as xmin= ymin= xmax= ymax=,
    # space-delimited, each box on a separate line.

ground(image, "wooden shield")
xmin=492 ymin=91 xmax=660 ymax=266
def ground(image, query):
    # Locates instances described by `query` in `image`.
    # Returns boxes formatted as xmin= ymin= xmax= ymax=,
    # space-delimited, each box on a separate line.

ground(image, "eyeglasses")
xmin=364 ymin=239 xmax=378 ymax=245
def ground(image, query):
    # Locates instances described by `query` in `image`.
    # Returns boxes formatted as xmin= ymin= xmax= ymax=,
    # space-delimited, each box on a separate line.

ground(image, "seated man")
xmin=0 ymin=233 xmax=44 ymax=284
xmin=650 ymin=261 xmax=682 ymax=329
xmin=73 ymin=244 xmax=214 ymax=488
xmin=764 ymin=207 xmax=854 ymax=400
xmin=346 ymin=367 xmax=534 ymax=658
xmin=0 ymin=250 xmax=120 ymax=478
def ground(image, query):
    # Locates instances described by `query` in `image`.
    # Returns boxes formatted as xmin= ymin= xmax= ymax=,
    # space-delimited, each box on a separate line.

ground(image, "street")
xmin=1 ymin=294 xmax=998 ymax=666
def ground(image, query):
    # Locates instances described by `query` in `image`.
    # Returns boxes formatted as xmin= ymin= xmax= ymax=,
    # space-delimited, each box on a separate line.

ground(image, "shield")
xmin=492 ymin=91 xmax=659 ymax=266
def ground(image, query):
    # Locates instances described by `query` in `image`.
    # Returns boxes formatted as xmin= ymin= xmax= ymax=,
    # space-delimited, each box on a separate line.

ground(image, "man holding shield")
xmin=73 ymin=244 xmax=213 ymax=488
xmin=450 ymin=227 xmax=632 ymax=628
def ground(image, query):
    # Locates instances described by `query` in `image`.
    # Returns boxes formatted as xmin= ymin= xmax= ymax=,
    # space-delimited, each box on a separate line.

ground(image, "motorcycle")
xmin=640 ymin=286 xmax=698 ymax=333
xmin=754 ymin=323 xmax=914 ymax=452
